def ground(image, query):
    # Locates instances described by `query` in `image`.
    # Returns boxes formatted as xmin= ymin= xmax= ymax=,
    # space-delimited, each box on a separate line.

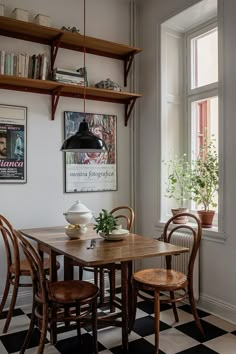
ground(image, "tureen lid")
xmin=66 ymin=201 xmax=91 ymax=213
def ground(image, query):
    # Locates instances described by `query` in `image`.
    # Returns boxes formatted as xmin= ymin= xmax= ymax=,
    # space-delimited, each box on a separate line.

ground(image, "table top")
xmin=20 ymin=225 xmax=189 ymax=266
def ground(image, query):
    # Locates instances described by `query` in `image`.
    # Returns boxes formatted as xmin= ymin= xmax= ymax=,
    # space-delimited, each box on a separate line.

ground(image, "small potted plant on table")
xmin=93 ymin=209 xmax=117 ymax=237
xmin=191 ymin=139 xmax=218 ymax=228
xmin=164 ymin=154 xmax=192 ymax=224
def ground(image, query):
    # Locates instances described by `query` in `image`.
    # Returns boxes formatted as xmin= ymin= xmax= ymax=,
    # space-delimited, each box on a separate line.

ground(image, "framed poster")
xmin=0 ymin=104 xmax=27 ymax=183
xmin=64 ymin=111 xmax=117 ymax=192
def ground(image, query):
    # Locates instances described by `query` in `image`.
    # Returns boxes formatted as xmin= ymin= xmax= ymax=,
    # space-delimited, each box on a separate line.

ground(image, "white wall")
xmin=135 ymin=0 xmax=236 ymax=323
xmin=0 ymin=0 xmax=133 ymax=304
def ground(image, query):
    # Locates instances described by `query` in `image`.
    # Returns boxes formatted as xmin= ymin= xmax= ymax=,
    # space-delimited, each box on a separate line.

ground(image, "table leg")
xmin=121 ymin=260 xmax=132 ymax=353
xmin=64 ymin=256 xmax=74 ymax=280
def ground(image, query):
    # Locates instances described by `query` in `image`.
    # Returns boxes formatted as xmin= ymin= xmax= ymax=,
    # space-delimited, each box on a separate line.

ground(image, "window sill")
xmin=155 ymin=221 xmax=226 ymax=244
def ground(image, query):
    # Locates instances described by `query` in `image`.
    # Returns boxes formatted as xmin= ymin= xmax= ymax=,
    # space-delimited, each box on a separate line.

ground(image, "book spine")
xmin=0 ymin=51 xmax=5 ymax=75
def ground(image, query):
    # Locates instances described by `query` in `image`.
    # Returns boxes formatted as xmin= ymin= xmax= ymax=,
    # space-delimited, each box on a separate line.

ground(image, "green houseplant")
xmin=164 ymin=154 xmax=192 ymax=223
xmin=93 ymin=209 xmax=117 ymax=236
xmin=191 ymin=138 xmax=218 ymax=228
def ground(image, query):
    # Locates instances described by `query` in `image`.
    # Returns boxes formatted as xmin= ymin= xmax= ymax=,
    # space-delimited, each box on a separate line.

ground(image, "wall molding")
xmin=198 ymin=292 xmax=236 ymax=325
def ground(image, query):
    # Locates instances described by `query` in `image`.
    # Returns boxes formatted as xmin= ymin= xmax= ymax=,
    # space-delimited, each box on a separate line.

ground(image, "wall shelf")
xmin=0 ymin=75 xmax=141 ymax=124
xmin=0 ymin=16 xmax=142 ymax=124
xmin=0 ymin=16 xmax=142 ymax=86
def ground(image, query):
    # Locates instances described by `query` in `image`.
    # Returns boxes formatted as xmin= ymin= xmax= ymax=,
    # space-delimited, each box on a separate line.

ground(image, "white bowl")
xmin=99 ymin=229 xmax=129 ymax=241
xmin=65 ymin=225 xmax=87 ymax=239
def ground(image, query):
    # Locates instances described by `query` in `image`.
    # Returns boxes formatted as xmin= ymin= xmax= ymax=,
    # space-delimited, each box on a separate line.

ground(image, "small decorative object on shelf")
xmin=61 ymin=26 xmax=80 ymax=34
xmin=34 ymin=14 xmax=51 ymax=27
xmin=0 ymin=4 xmax=5 ymax=16
xmin=95 ymin=78 xmax=121 ymax=91
xmin=11 ymin=8 xmax=29 ymax=22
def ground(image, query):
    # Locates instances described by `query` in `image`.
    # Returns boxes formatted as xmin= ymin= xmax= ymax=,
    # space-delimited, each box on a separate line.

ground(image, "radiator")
xmin=160 ymin=232 xmax=200 ymax=301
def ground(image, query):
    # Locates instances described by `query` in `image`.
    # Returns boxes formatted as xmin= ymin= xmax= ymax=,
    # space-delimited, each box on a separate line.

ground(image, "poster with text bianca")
xmin=64 ymin=111 xmax=117 ymax=192
xmin=0 ymin=105 xmax=27 ymax=183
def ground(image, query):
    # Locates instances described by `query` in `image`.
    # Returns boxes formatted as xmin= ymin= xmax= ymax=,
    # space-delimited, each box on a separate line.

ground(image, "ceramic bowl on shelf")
xmin=63 ymin=200 xmax=93 ymax=226
xmin=99 ymin=228 xmax=129 ymax=241
xmin=65 ymin=225 xmax=87 ymax=239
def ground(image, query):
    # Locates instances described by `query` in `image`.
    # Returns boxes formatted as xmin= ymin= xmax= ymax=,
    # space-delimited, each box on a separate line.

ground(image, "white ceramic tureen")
xmin=63 ymin=200 xmax=93 ymax=226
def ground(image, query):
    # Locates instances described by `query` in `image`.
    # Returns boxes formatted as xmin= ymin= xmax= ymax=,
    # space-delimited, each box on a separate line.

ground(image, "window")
xmin=160 ymin=1 xmax=221 ymax=233
xmin=187 ymin=23 xmax=219 ymax=215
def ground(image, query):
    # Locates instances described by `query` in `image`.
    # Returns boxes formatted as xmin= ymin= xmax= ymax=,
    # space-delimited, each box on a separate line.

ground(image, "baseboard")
xmin=198 ymin=292 xmax=236 ymax=325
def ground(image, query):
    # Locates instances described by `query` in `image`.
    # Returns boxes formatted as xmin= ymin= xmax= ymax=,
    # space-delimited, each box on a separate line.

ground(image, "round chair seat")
xmin=48 ymin=280 xmax=99 ymax=303
xmin=10 ymin=258 xmax=60 ymax=276
xmin=133 ymin=268 xmax=187 ymax=290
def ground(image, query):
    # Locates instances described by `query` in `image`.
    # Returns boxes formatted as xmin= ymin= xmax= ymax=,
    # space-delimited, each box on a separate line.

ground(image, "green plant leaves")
xmin=93 ymin=209 xmax=117 ymax=236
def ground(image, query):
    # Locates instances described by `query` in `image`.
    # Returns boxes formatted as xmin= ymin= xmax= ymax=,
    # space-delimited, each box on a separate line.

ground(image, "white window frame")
xmin=158 ymin=12 xmax=225 ymax=243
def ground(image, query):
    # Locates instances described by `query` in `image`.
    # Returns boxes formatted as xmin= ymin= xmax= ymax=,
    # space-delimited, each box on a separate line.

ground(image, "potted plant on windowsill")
xmin=164 ymin=154 xmax=192 ymax=224
xmin=191 ymin=138 xmax=218 ymax=228
xmin=93 ymin=209 xmax=117 ymax=236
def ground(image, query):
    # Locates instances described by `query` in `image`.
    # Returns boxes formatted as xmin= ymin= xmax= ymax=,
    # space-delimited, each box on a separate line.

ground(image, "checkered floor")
xmin=0 ymin=289 xmax=236 ymax=354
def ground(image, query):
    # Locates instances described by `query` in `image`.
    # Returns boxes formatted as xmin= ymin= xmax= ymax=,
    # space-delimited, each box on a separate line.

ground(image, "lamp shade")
xmin=61 ymin=119 xmax=107 ymax=152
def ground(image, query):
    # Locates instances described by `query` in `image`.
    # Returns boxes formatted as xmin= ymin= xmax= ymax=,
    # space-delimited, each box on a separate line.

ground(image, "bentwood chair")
xmin=0 ymin=215 xmax=59 ymax=333
xmin=16 ymin=230 xmax=99 ymax=354
xmin=131 ymin=213 xmax=204 ymax=354
xmin=76 ymin=206 xmax=134 ymax=310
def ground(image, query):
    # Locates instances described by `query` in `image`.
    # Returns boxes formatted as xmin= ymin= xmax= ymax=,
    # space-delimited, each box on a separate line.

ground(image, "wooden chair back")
xmin=162 ymin=212 xmax=202 ymax=279
xmin=15 ymin=230 xmax=48 ymax=304
xmin=0 ymin=216 xmax=20 ymax=275
xmin=110 ymin=206 xmax=134 ymax=231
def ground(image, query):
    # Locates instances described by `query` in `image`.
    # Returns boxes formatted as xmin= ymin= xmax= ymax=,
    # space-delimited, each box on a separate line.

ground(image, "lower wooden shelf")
xmin=0 ymin=75 xmax=141 ymax=124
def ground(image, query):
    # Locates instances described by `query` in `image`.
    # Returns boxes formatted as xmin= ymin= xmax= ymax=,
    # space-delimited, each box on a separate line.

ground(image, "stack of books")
xmin=53 ymin=67 xmax=88 ymax=86
xmin=0 ymin=50 xmax=49 ymax=80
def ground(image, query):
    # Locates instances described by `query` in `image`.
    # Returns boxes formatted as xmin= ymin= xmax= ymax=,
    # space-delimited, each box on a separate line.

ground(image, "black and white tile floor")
xmin=0 ymin=289 xmax=236 ymax=354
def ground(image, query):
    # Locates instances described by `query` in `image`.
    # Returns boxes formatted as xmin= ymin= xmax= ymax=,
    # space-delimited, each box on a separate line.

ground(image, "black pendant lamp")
xmin=61 ymin=118 xmax=107 ymax=152
xmin=61 ymin=0 xmax=107 ymax=153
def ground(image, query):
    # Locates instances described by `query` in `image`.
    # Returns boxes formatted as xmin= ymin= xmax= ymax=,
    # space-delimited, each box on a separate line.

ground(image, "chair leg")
xmin=128 ymin=281 xmax=137 ymax=333
xmin=75 ymin=303 xmax=81 ymax=344
xmin=20 ymin=299 xmax=36 ymax=354
xmin=92 ymin=300 xmax=98 ymax=354
xmin=170 ymin=291 xmax=179 ymax=322
xmin=37 ymin=303 xmax=48 ymax=354
xmin=108 ymin=265 xmax=116 ymax=313
xmin=0 ymin=271 xmax=11 ymax=315
xmin=3 ymin=277 xmax=19 ymax=333
xmin=188 ymin=283 xmax=205 ymax=337
xmin=154 ymin=290 xmax=160 ymax=354
xmin=50 ymin=306 xmax=57 ymax=345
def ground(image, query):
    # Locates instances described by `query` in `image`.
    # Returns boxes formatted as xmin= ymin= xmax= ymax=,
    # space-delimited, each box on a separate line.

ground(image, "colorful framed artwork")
xmin=0 ymin=104 xmax=27 ymax=183
xmin=64 ymin=111 xmax=117 ymax=192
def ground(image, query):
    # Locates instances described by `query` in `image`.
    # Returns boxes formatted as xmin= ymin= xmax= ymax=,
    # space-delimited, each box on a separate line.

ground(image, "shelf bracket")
xmin=125 ymin=98 xmax=137 ymax=126
xmin=51 ymin=86 xmax=63 ymax=120
xmin=124 ymin=53 xmax=135 ymax=87
xmin=51 ymin=33 xmax=64 ymax=70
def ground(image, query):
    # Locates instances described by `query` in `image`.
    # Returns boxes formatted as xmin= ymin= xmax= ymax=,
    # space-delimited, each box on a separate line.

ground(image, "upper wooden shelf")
xmin=0 ymin=16 xmax=142 ymax=60
xmin=0 ymin=75 xmax=141 ymax=124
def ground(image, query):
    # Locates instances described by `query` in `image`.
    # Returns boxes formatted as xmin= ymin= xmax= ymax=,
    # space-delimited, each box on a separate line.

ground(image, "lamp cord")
xmin=83 ymin=0 xmax=86 ymax=120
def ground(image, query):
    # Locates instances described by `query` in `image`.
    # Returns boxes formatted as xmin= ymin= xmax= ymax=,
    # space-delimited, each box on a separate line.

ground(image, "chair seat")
xmin=48 ymin=280 xmax=98 ymax=303
xmin=133 ymin=268 xmax=187 ymax=290
xmin=10 ymin=258 xmax=60 ymax=276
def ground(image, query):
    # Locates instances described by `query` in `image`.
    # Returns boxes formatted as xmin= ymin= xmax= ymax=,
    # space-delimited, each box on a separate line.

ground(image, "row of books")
xmin=53 ymin=67 xmax=88 ymax=86
xmin=0 ymin=51 xmax=49 ymax=80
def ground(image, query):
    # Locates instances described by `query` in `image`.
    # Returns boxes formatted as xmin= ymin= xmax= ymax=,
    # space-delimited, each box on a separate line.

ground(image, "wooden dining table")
xmin=20 ymin=225 xmax=189 ymax=353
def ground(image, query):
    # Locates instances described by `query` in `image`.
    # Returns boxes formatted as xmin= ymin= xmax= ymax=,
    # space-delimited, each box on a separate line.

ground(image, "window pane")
xmin=191 ymin=96 xmax=218 ymax=211
xmin=191 ymin=28 xmax=218 ymax=89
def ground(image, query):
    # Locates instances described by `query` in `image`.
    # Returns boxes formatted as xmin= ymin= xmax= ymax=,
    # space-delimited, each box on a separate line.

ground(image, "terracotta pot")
xmin=197 ymin=210 xmax=215 ymax=228
xmin=171 ymin=208 xmax=188 ymax=224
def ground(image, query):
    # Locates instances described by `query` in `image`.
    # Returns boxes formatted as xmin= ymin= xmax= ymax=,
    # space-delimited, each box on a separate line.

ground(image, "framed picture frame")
xmin=64 ymin=111 xmax=117 ymax=192
xmin=0 ymin=104 xmax=27 ymax=183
